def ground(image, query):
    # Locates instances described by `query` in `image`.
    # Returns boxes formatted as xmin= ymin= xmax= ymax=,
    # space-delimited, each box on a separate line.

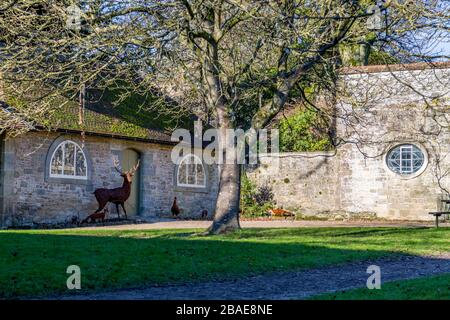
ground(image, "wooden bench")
xmin=429 ymin=199 xmax=450 ymax=228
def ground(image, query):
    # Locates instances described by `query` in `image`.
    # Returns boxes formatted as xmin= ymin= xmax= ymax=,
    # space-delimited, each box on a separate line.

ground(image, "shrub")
xmin=279 ymin=109 xmax=332 ymax=152
xmin=240 ymin=174 xmax=275 ymax=217
xmin=254 ymin=183 xmax=274 ymax=206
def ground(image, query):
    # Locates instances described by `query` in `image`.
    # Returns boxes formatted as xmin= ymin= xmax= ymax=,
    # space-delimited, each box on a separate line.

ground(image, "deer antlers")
xmin=129 ymin=159 xmax=140 ymax=176
xmin=113 ymin=157 xmax=140 ymax=176
xmin=113 ymin=157 xmax=124 ymax=174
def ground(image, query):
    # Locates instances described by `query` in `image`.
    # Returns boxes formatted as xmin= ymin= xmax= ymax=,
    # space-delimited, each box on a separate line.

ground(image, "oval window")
xmin=386 ymin=144 xmax=425 ymax=175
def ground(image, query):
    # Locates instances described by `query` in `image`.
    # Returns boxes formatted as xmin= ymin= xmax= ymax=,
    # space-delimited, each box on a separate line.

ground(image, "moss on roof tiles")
xmin=49 ymin=104 xmax=154 ymax=139
xmin=99 ymin=87 xmax=190 ymax=132
xmin=3 ymin=87 xmax=193 ymax=141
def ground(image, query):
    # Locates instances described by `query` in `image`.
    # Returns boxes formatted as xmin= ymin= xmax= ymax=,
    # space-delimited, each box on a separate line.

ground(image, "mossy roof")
xmin=2 ymin=87 xmax=194 ymax=144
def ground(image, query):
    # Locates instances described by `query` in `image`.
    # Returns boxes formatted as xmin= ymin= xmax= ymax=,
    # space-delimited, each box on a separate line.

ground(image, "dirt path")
xmin=76 ymin=218 xmax=448 ymax=231
xmin=59 ymin=253 xmax=450 ymax=300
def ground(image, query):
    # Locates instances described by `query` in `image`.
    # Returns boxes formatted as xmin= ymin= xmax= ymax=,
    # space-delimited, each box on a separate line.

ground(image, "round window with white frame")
xmin=386 ymin=144 xmax=426 ymax=176
xmin=177 ymin=154 xmax=206 ymax=188
xmin=50 ymin=140 xmax=87 ymax=179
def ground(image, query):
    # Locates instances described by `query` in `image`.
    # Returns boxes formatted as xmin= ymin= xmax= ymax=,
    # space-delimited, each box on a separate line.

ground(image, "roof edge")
xmin=339 ymin=61 xmax=450 ymax=75
xmin=33 ymin=126 xmax=177 ymax=146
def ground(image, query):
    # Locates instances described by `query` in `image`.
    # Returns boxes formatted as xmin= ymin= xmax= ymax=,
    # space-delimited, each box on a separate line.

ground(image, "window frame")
xmin=176 ymin=154 xmax=206 ymax=189
xmin=385 ymin=143 xmax=428 ymax=178
xmin=48 ymin=139 xmax=89 ymax=181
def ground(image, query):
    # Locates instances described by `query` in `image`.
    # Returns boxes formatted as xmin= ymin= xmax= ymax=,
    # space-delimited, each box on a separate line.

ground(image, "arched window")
xmin=177 ymin=154 xmax=206 ymax=187
xmin=50 ymin=140 xmax=87 ymax=179
xmin=386 ymin=144 xmax=425 ymax=175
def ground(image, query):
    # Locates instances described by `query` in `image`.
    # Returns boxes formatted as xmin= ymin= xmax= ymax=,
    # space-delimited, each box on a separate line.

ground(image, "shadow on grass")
xmin=219 ymin=226 xmax=432 ymax=239
xmin=0 ymin=227 xmax=448 ymax=299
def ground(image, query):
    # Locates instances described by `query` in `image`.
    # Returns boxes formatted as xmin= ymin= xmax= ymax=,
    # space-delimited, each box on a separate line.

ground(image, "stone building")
xmin=0 ymin=104 xmax=219 ymax=227
xmin=1 ymin=62 xmax=450 ymax=227
xmin=247 ymin=62 xmax=450 ymax=221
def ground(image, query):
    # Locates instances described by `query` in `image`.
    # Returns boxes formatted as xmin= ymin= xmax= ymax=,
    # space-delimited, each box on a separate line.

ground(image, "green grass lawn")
xmin=0 ymin=227 xmax=449 ymax=298
xmin=311 ymin=273 xmax=450 ymax=300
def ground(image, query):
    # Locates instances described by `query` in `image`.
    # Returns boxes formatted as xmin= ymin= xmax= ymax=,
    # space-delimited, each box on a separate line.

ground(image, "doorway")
xmin=0 ymin=136 xmax=3 ymax=223
xmin=121 ymin=148 xmax=141 ymax=217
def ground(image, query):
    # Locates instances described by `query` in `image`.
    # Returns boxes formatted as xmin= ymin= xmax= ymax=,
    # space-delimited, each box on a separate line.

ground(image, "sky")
xmin=432 ymin=41 xmax=450 ymax=59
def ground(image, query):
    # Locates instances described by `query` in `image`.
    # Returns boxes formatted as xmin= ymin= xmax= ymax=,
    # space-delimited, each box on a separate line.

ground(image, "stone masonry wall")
xmin=1 ymin=131 xmax=219 ymax=227
xmin=246 ymin=152 xmax=341 ymax=216
xmin=248 ymin=66 xmax=450 ymax=221
xmin=248 ymin=143 xmax=447 ymax=221
xmin=336 ymin=66 xmax=450 ymax=220
xmin=337 ymin=142 xmax=445 ymax=220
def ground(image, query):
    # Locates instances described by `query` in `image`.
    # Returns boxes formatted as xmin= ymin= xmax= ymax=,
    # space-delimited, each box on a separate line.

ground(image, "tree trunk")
xmin=207 ymin=107 xmax=242 ymax=234
xmin=200 ymin=29 xmax=242 ymax=234
xmin=208 ymin=163 xmax=241 ymax=234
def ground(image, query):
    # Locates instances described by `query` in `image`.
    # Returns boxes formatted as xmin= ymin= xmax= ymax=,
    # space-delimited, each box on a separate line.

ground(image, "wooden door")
xmin=0 ymin=137 xmax=3 ymax=219
xmin=121 ymin=149 xmax=140 ymax=217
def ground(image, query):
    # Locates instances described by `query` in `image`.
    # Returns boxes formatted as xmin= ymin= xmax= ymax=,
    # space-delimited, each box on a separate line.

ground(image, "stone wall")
xmin=0 ymin=131 xmax=219 ymax=227
xmin=336 ymin=142 xmax=445 ymax=220
xmin=248 ymin=66 xmax=450 ymax=221
xmin=336 ymin=66 xmax=450 ymax=220
xmin=246 ymin=152 xmax=341 ymax=216
xmin=247 ymin=144 xmax=447 ymax=221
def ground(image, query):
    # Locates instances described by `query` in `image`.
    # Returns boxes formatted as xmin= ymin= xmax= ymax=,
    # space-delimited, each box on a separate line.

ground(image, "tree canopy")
xmin=0 ymin=0 xmax=449 ymax=233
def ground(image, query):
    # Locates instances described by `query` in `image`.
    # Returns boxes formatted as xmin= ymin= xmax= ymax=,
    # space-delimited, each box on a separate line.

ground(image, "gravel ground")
xmin=57 ymin=253 xmax=450 ymax=300
xmin=74 ymin=218 xmax=449 ymax=231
